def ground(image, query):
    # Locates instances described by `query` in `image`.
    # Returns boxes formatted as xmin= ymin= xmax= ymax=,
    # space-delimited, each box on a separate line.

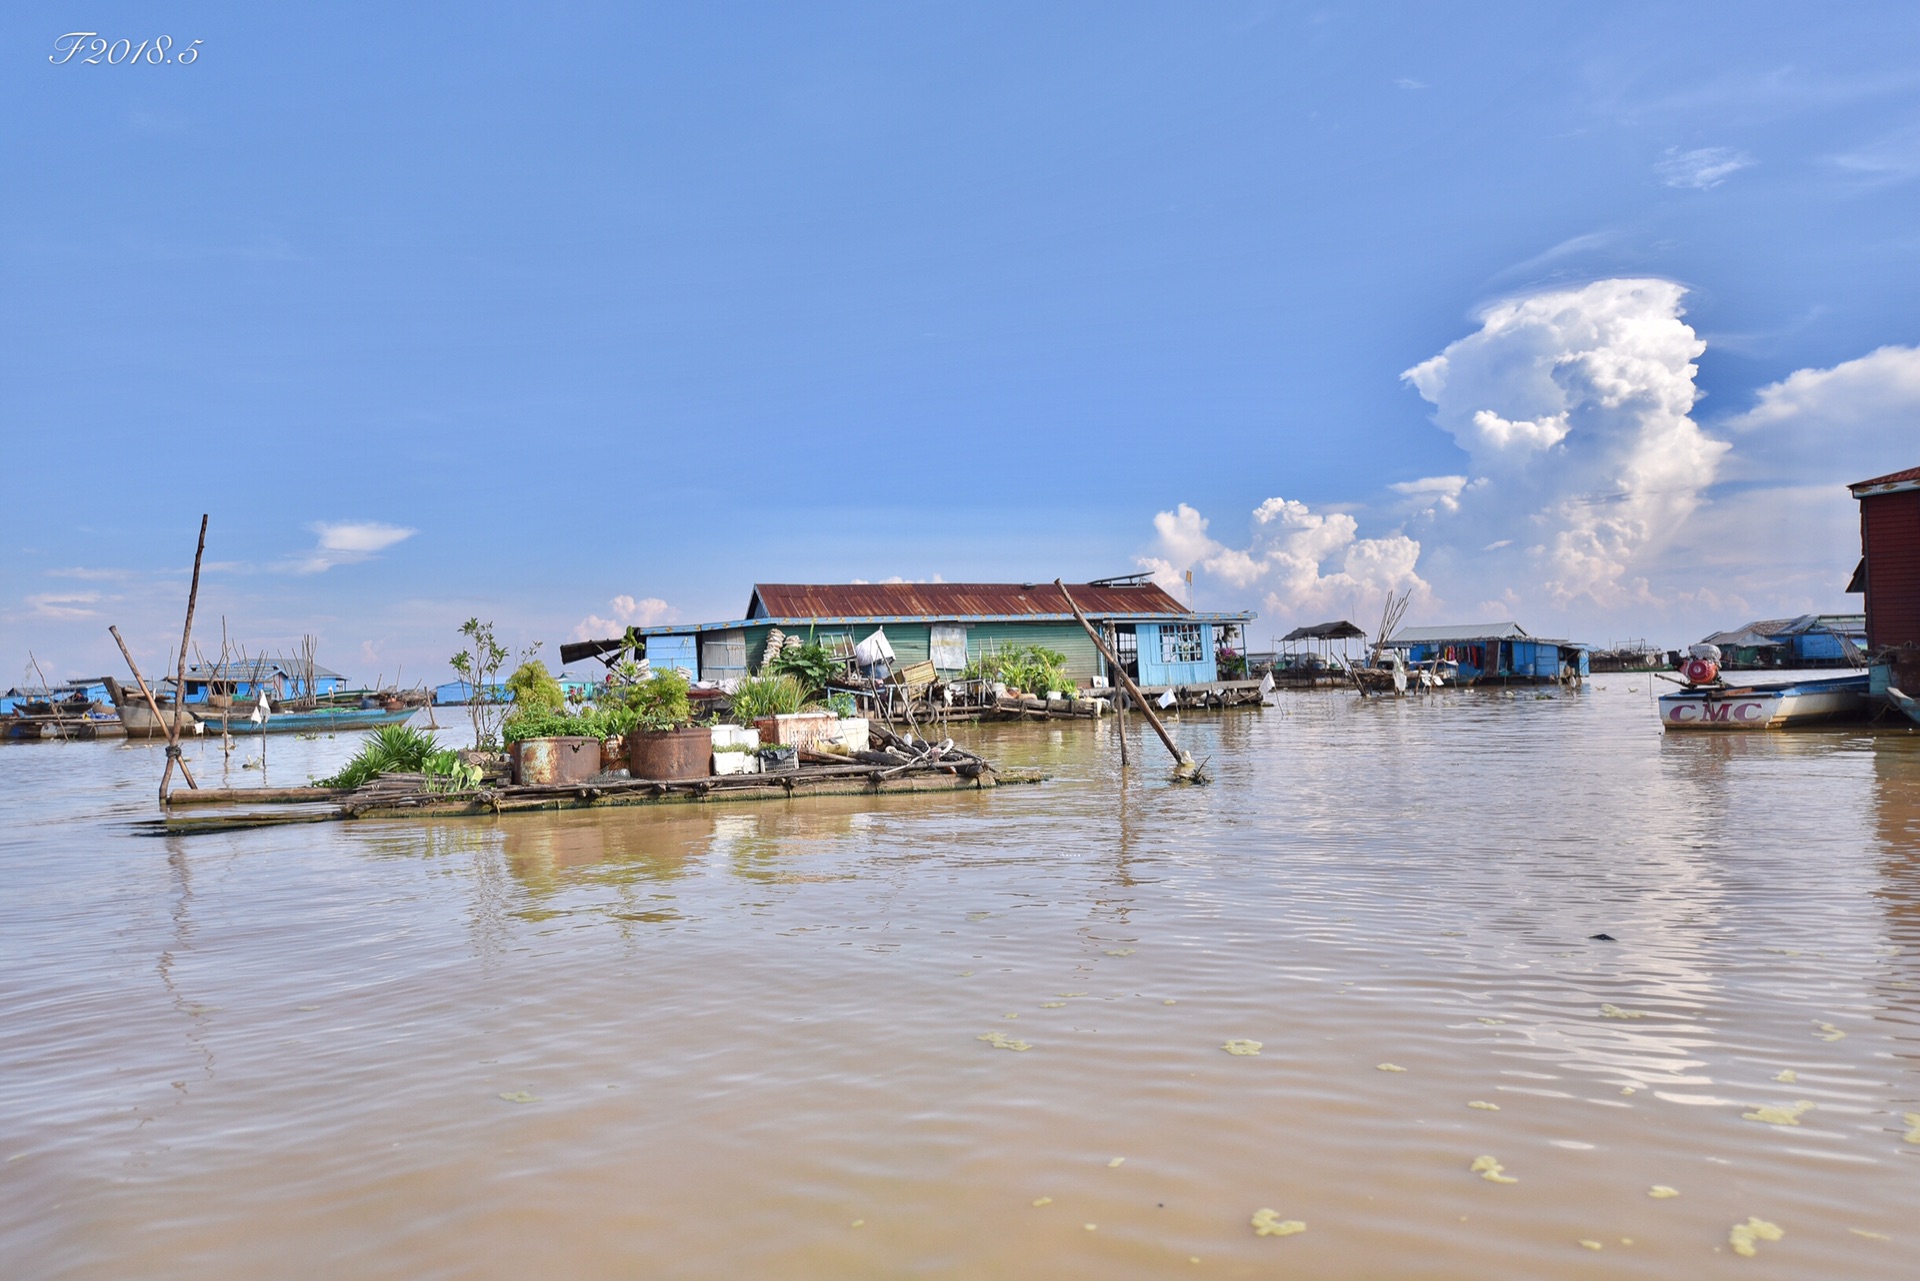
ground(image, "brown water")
xmin=3 ymin=683 xmax=1918 ymax=1278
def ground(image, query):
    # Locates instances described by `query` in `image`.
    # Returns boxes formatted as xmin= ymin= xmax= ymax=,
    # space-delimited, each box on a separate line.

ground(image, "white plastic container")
xmin=833 ymin=717 xmax=870 ymax=752
xmin=711 ymin=724 xmax=761 ymax=751
xmin=712 ymin=750 xmax=760 ymax=776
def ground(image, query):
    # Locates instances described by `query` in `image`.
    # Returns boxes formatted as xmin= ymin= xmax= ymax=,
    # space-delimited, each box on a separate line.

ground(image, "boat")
xmin=1658 ymin=672 xmax=1871 ymax=730
xmin=198 ymin=704 xmax=419 ymax=736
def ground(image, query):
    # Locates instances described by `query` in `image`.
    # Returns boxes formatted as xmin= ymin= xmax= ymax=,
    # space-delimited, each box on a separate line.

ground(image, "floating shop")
xmin=1380 ymin=622 xmax=1590 ymax=685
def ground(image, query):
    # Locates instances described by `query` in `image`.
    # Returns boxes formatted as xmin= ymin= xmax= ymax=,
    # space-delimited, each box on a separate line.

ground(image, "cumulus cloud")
xmin=285 ymin=521 xmax=417 ymax=574
xmin=572 ymin=594 xmax=679 ymax=641
xmin=1722 ymin=343 xmax=1920 ymax=480
xmin=1401 ymin=278 xmax=1728 ymax=608
xmin=1654 ymin=146 xmax=1753 ymax=189
xmin=1139 ymin=499 xmax=1428 ymax=625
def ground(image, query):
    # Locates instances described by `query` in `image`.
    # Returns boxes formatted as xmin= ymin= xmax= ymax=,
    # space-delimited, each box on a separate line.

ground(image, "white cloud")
xmin=1394 ymin=78 xmax=1428 ymax=91
xmin=572 ymin=594 xmax=679 ymax=641
xmin=1139 ymin=499 xmax=1429 ymax=626
xmin=27 ymin=591 xmax=102 ymax=619
xmin=1401 ymin=278 xmax=1728 ymax=608
xmin=1388 ymin=475 xmax=1474 ymax=517
xmin=284 ymin=521 xmax=417 ymax=574
xmin=1654 ymin=145 xmax=1753 ymax=189
xmin=1722 ymin=343 xmax=1920 ymax=481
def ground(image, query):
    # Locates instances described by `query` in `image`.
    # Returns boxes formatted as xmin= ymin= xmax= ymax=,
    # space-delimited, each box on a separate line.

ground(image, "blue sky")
xmin=5 ymin=3 xmax=1918 ymax=685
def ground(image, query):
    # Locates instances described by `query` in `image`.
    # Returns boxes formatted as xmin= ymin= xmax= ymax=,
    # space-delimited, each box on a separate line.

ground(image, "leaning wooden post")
xmin=160 ymin=515 xmax=210 ymax=803
xmin=108 ymin=625 xmax=196 ymax=787
xmin=1105 ymin=623 xmax=1130 ymax=768
xmin=1056 ymin=579 xmax=1196 ymax=779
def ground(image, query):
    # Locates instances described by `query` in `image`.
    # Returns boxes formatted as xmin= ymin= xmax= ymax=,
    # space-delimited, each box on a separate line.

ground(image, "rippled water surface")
xmin=3 ymin=683 xmax=1919 ymax=1278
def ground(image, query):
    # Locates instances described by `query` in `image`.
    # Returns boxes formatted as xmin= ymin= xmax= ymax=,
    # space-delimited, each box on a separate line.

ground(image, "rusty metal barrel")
xmin=626 ymin=726 xmax=712 ymax=781
xmin=511 ymin=736 xmax=603 ymax=786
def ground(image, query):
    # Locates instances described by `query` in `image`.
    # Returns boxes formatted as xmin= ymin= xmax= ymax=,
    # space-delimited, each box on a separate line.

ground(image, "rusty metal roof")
xmin=1851 ymin=465 xmax=1920 ymax=496
xmin=746 ymin=582 xmax=1193 ymax=620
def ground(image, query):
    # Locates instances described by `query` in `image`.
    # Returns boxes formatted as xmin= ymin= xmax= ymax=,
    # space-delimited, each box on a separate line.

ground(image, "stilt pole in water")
xmin=108 ymin=625 xmax=197 ymax=789
xmin=160 ymin=515 xmax=209 ymax=803
xmin=1055 ymin=580 xmax=1197 ymax=780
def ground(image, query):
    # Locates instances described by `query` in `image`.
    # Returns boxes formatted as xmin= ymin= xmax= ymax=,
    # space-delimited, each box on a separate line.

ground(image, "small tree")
xmin=505 ymin=658 xmax=565 ymax=712
xmin=451 ymin=618 xmax=510 ymax=749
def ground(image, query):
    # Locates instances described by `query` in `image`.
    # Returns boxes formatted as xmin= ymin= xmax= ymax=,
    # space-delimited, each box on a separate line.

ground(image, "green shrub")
xmin=730 ymin=673 xmax=808 ymax=722
xmin=604 ymin=668 xmax=692 ymax=732
xmin=317 ymin=723 xmax=441 ymax=789
xmin=764 ymin=636 xmax=841 ymax=694
xmin=505 ymin=659 xmax=565 ymax=712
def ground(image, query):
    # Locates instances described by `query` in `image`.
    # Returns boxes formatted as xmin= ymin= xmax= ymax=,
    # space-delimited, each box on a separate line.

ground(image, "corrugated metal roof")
xmin=747 ymin=581 xmax=1193 ymax=620
xmin=1388 ymin=622 xmax=1531 ymax=644
xmin=1280 ymin=620 xmax=1365 ymax=642
xmin=1851 ymin=465 xmax=1920 ymax=496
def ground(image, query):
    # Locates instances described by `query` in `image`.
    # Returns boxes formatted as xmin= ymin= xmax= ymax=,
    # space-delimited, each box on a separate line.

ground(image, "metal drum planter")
xmin=626 ymin=726 xmax=711 ymax=781
xmin=512 ymin=736 xmax=603 ymax=786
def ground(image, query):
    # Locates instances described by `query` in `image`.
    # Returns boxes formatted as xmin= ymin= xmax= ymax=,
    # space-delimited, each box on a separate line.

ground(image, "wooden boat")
xmin=1658 ymin=673 xmax=1871 ymax=730
xmin=204 ymin=704 xmax=419 ymax=736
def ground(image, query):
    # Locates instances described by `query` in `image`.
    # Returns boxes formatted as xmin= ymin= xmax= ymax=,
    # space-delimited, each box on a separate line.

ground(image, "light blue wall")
xmin=1134 ymin=622 xmax=1218 ymax=685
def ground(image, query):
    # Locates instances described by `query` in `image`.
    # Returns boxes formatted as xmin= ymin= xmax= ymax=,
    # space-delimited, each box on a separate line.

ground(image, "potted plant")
xmin=502 ymin=705 xmax=603 ymax=786
xmin=616 ymin=669 xmax=709 ymax=781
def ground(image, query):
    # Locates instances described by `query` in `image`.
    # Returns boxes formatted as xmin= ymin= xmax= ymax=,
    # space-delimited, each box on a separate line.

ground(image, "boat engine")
xmin=1681 ymin=643 xmax=1721 ymax=686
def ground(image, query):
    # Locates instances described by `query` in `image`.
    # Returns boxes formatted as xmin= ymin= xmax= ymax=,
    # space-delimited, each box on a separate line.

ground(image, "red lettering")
xmin=1704 ymin=703 xmax=1732 ymax=722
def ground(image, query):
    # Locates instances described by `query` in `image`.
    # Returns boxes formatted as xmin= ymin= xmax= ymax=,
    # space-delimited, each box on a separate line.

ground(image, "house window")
xmin=1160 ymin=623 xmax=1204 ymax=664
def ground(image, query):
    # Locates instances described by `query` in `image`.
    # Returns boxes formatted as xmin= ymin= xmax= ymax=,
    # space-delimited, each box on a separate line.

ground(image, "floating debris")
xmin=978 ymin=1031 xmax=1031 ymax=1052
xmin=1105 ymin=948 xmax=1135 ymax=957
xmin=1377 ymin=1063 xmax=1408 ymax=1072
xmin=1648 ymin=1186 xmax=1680 ymax=1199
xmin=1815 ymin=1021 xmax=1847 ymax=1042
xmin=1599 ymin=1003 xmax=1649 ymax=1020
xmin=1470 ymin=1155 xmax=1517 ymax=1184
xmin=1058 ymin=992 xmax=1089 ymax=998
xmin=1041 ymin=1002 xmax=1066 ymax=1009
xmin=1467 ymin=1101 xmax=1500 ymax=1111
xmin=498 ymin=1091 xmax=538 ymax=1103
xmin=1577 ymin=1239 xmax=1603 ymax=1250
xmin=1901 ymin=1113 xmax=1920 ymax=1144
xmin=967 ymin=912 xmax=990 ymax=921
xmin=1032 ymin=1197 xmax=1052 ymax=1207
xmin=850 ymin=1219 xmax=864 ymax=1229
xmin=1850 ymin=1228 xmax=1891 ymax=1241
xmin=1477 ymin=1017 xmax=1506 ymax=1025
xmin=1222 ymin=1039 xmax=1263 ymax=1056
xmin=1250 ymin=1209 xmax=1306 ymax=1237
xmin=1083 ymin=1223 xmax=1097 ymax=1232
xmin=1163 ymin=999 xmax=1177 ymax=1005
xmin=1728 ymin=1217 xmax=1784 ymax=1258
xmin=1774 ymin=1069 xmax=1797 ymax=1083
xmin=959 ymin=971 xmax=973 ymax=977
xmin=1003 ymin=1013 xmax=1020 ymax=1019
xmin=1588 ymin=933 xmax=1616 ymax=942
xmin=1621 ymin=1086 xmax=1637 ymax=1095
xmin=1742 ymin=1100 xmax=1814 ymax=1126
xmin=1107 ymin=1156 xmax=1125 ymax=1167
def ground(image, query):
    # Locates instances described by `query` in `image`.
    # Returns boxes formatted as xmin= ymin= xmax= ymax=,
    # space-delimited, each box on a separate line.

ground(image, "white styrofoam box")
xmin=833 ymin=717 xmax=870 ymax=751
xmin=711 ymin=750 xmax=760 ymax=775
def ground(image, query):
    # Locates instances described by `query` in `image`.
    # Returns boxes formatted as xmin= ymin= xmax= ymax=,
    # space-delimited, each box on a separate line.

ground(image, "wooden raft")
xmin=142 ymin=761 xmax=1043 ymax=836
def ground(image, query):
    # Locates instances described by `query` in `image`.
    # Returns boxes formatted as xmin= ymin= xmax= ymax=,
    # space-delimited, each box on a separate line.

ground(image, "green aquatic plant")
xmin=317 ymin=723 xmax=444 ymax=789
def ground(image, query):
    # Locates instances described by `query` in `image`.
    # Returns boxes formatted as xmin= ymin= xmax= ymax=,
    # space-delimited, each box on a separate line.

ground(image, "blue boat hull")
xmin=205 ymin=706 xmax=419 ymax=736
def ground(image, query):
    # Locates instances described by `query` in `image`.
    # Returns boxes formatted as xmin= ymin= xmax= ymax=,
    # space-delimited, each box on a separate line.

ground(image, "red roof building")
xmin=1849 ymin=466 xmax=1920 ymax=652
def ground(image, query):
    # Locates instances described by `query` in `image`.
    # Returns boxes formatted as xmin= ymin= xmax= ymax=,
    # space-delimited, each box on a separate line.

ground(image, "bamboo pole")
xmin=1105 ymin=623 xmax=1130 ymax=768
xmin=108 ymin=626 xmax=197 ymax=783
xmin=1055 ymin=580 xmax=1195 ymax=778
xmin=160 ymin=515 xmax=209 ymax=802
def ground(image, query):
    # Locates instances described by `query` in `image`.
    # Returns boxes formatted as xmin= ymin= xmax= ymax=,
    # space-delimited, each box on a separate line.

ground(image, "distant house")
xmin=433 ymin=680 xmax=511 ymax=706
xmin=560 ymin=577 xmax=1256 ymax=688
xmin=162 ymin=659 xmax=349 ymax=705
xmin=0 ymin=677 xmax=113 ymax=714
xmin=1697 ymin=615 xmax=1865 ymax=669
xmin=1849 ymin=464 xmax=1920 ymax=652
xmin=1384 ymin=622 xmax=1590 ymax=683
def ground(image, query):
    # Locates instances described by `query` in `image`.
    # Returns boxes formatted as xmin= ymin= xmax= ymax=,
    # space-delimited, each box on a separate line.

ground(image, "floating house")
xmin=163 ymin=659 xmax=349 ymax=705
xmin=1849 ymin=464 xmax=1920 ymax=652
xmin=1696 ymin=615 xmax=1866 ymax=669
xmin=434 ymin=680 xmax=511 ymax=706
xmin=0 ymin=677 xmax=113 ymax=715
xmin=1383 ymin=622 xmax=1590 ymax=684
xmin=560 ymin=578 xmax=1255 ymax=688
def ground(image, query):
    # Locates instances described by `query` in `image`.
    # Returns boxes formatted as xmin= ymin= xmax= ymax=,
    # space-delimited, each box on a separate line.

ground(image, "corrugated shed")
xmin=1862 ymin=488 xmax=1920 ymax=650
xmin=747 ymin=582 xmax=1190 ymax=620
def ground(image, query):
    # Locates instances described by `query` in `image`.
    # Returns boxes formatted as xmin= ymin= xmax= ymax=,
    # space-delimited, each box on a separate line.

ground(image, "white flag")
xmin=1258 ymin=671 xmax=1275 ymax=694
xmin=1157 ymin=688 xmax=1177 ymax=709
xmin=251 ymin=691 xmax=272 ymax=725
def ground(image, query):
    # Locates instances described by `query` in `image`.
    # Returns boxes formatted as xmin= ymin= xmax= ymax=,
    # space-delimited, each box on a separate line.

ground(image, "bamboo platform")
xmin=141 ymin=761 xmax=1043 ymax=836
